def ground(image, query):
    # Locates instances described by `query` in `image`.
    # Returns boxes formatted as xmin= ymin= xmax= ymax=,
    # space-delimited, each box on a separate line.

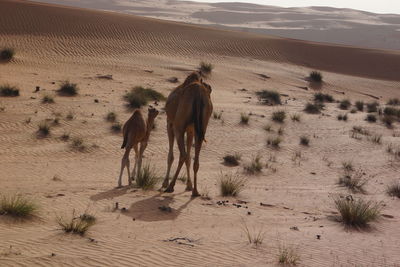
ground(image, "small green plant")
xmin=199 ymin=61 xmax=213 ymax=75
xmin=387 ymin=98 xmax=400 ymax=106
xmin=365 ymin=114 xmax=376 ymax=123
xmin=0 ymin=194 xmax=37 ymax=218
xmin=0 ymin=85 xmax=19 ymax=97
xmin=256 ymin=90 xmax=281 ymax=105
xmin=135 ymin=163 xmax=160 ymax=190
xmin=309 ymin=71 xmax=322 ymax=82
xmin=355 ymin=101 xmax=364 ymax=111
xmin=338 ymin=170 xmax=367 ymax=194
xmin=106 ymin=112 xmax=117 ymax=122
xmin=58 ymin=81 xmax=78 ymax=96
xmin=314 ymin=93 xmax=334 ymax=103
xmin=299 ymin=136 xmax=309 ymax=146
xmin=278 ymin=245 xmax=300 ymax=266
xmin=304 ymin=102 xmax=323 ymax=114
xmin=124 ymin=86 xmax=165 ymax=108
xmin=219 ymin=172 xmax=246 ymax=196
xmin=0 ymin=48 xmax=15 ymax=61
xmin=339 ymin=99 xmax=351 ymax=110
xmin=57 ymin=211 xmax=95 ymax=236
xmin=290 ymin=113 xmax=300 ymax=122
xmin=386 ymin=182 xmax=400 ymax=198
xmin=334 ymin=197 xmax=382 ymax=228
xmin=366 ymin=102 xmax=379 ymax=113
xmin=111 ymin=122 xmax=122 ymax=133
xmin=37 ymin=122 xmax=50 ymax=137
xmin=42 ymin=94 xmax=54 ymax=104
xmin=267 ymin=136 xmax=282 ymax=149
xmin=223 ymin=153 xmax=241 ymax=166
xmin=272 ymin=110 xmax=286 ymax=123
xmin=242 ymin=222 xmax=264 ymax=247
xmin=244 ymin=155 xmax=263 ymax=174
xmin=240 ymin=113 xmax=249 ymax=124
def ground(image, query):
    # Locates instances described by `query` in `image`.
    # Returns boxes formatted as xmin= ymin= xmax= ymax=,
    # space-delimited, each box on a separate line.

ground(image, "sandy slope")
xmin=1 ymin=0 xmax=400 ymax=266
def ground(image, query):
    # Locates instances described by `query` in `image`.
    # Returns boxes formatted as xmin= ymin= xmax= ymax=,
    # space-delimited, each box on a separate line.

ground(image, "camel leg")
xmin=130 ymin=143 xmax=139 ymax=184
xmin=185 ymin=128 xmax=194 ymax=191
xmin=118 ymin=147 xmax=131 ymax=187
xmin=192 ymin=138 xmax=203 ymax=197
xmin=136 ymin=141 xmax=147 ymax=179
xmin=165 ymin=132 xmax=186 ymax=193
xmin=162 ymin=123 xmax=175 ymax=188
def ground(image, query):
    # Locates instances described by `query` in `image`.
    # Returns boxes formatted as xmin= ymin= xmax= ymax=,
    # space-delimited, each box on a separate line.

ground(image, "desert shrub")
xmin=0 ymin=194 xmax=37 ymax=218
xmin=219 ymin=172 xmax=246 ymax=196
xmin=365 ymin=114 xmax=376 ymax=123
xmin=383 ymin=107 xmax=399 ymax=117
xmin=199 ymin=61 xmax=213 ymax=75
xmin=337 ymin=114 xmax=348 ymax=121
xmin=366 ymin=102 xmax=379 ymax=113
xmin=71 ymin=137 xmax=86 ymax=151
xmin=0 ymin=48 xmax=15 ymax=61
xmin=272 ymin=110 xmax=286 ymax=123
xmin=111 ymin=122 xmax=122 ymax=133
xmin=278 ymin=245 xmax=300 ymax=266
xmin=267 ymin=136 xmax=282 ymax=148
xmin=334 ymin=197 xmax=382 ymax=228
xmin=42 ymin=94 xmax=54 ymax=104
xmin=37 ymin=122 xmax=50 ymax=136
xmin=338 ymin=170 xmax=367 ymax=194
xmin=299 ymin=136 xmax=310 ymax=146
xmin=240 ymin=113 xmax=249 ymax=124
xmin=339 ymin=99 xmax=351 ymax=110
xmin=387 ymin=182 xmax=400 ymax=198
xmin=106 ymin=112 xmax=117 ymax=122
xmin=244 ymin=155 xmax=262 ymax=174
xmin=136 ymin=163 xmax=159 ymax=190
xmin=124 ymin=86 xmax=165 ymax=108
xmin=58 ymin=81 xmax=78 ymax=96
xmin=223 ymin=153 xmax=241 ymax=166
xmin=58 ymin=211 xmax=95 ymax=236
xmin=256 ymin=90 xmax=281 ymax=105
xmin=290 ymin=113 xmax=300 ymax=122
xmin=355 ymin=101 xmax=364 ymax=111
xmin=387 ymin=98 xmax=400 ymax=106
xmin=304 ymin=102 xmax=323 ymax=114
xmin=309 ymin=71 xmax=322 ymax=82
xmin=0 ymin=85 xmax=19 ymax=97
xmin=314 ymin=93 xmax=334 ymax=103
xmin=79 ymin=213 xmax=96 ymax=224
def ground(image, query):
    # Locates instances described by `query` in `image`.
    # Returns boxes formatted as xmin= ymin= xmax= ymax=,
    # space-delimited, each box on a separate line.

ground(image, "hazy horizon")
xmin=186 ymin=0 xmax=400 ymax=14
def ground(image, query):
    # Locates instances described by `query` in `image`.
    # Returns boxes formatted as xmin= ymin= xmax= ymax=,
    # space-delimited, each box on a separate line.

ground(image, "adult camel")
xmin=161 ymin=72 xmax=213 ymax=197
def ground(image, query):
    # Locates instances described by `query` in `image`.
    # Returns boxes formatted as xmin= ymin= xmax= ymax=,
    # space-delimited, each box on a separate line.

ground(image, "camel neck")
xmin=145 ymin=117 xmax=155 ymax=139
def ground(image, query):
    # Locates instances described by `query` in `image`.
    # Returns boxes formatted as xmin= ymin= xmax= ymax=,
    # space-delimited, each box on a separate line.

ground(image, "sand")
xmin=0 ymin=0 xmax=400 ymax=266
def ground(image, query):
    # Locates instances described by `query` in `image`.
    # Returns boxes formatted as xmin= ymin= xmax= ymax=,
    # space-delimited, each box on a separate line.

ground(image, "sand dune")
xmin=1 ymin=0 xmax=400 ymax=266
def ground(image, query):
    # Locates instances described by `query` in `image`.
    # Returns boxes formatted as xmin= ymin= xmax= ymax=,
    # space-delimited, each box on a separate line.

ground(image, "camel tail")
xmin=193 ymin=94 xmax=205 ymax=142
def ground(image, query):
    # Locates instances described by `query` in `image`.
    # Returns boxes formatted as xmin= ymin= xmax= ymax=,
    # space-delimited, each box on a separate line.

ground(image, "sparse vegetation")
xmin=223 ymin=153 xmax=241 ymax=166
xmin=337 ymin=114 xmax=348 ymax=121
xmin=365 ymin=114 xmax=377 ymax=122
xmin=382 ymin=115 xmax=394 ymax=128
xmin=135 ymin=163 xmax=160 ymax=190
xmin=240 ymin=113 xmax=249 ymax=125
xmin=355 ymin=101 xmax=364 ymax=111
xmin=124 ymin=86 xmax=165 ymax=108
xmin=309 ymin=71 xmax=322 ymax=83
xmin=199 ymin=61 xmax=213 ymax=75
xmin=366 ymin=102 xmax=379 ymax=113
xmin=290 ymin=113 xmax=300 ymax=122
xmin=369 ymin=134 xmax=382 ymax=144
xmin=106 ymin=112 xmax=117 ymax=122
xmin=383 ymin=107 xmax=400 ymax=117
xmin=71 ymin=137 xmax=86 ymax=151
xmin=338 ymin=170 xmax=367 ymax=194
xmin=213 ymin=111 xmax=222 ymax=120
xmin=0 ymin=48 xmax=15 ymax=61
xmin=57 ymin=211 xmax=95 ymax=236
xmin=244 ymin=155 xmax=263 ymax=174
xmin=339 ymin=99 xmax=351 ymax=110
xmin=242 ymin=222 xmax=264 ymax=247
xmin=0 ymin=194 xmax=37 ymax=218
xmin=42 ymin=94 xmax=54 ymax=104
xmin=278 ymin=245 xmax=300 ymax=266
xmin=256 ymin=90 xmax=281 ymax=105
xmin=314 ymin=93 xmax=334 ymax=103
xmin=387 ymin=98 xmax=400 ymax=106
xmin=299 ymin=136 xmax=310 ymax=146
xmin=267 ymin=136 xmax=282 ymax=148
xmin=304 ymin=102 xmax=323 ymax=114
xmin=386 ymin=182 xmax=400 ymax=198
xmin=58 ymin=81 xmax=78 ymax=96
xmin=334 ymin=197 xmax=382 ymax=228
xmin=219 ymin=172 xmax=246 ymax=196
xmin=111 ymin=122 xmax=122 ymax=133
xmin=0 ymin=85 xmax=19 ymax=97
xmin=37 ymin=122 xmax=50 ymax=137
xmin=342 ymin=161 xmax=354 ymax=172
xmin=272 ymin=110 xmax=286 ymax=123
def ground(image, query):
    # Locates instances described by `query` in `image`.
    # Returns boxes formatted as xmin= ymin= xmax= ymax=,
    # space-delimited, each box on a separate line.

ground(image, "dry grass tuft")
xmin=242 ymin=222 xmax=264 ymax=247
xmin=135 ymin=163 xmax=160 ymax=190
xmin=256 ymin=90 xmax=281 ymax=105
xmin=124 ymin=86 xmax=165 ymax=108
xmin=0 ymin=194 xmax=37 ymax=218
xmin=387 ymin=182 xmax=400 ymax=198
xmin=278 ymin=245 xmax=300 ymax=265
xmin=58 ymin=210 xmax=95 ymax=236
xmin=244 ymin=155 xmax=263 ymax=174
xmin=272 ymin=110 xmax=286 ymax=123
xmin=223 ymin=153 xmax=241 ymax=166
xmin=219 ymin=172 xmax=246 ymax=196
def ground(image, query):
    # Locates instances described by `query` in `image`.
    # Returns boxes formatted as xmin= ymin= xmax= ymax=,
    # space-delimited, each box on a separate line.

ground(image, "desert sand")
xmin=1 ymin=0 xmax=400 ymax=266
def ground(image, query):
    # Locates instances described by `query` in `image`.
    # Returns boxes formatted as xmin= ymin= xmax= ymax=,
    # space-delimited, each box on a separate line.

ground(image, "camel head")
xmin=202 ymin=82 xmax=212 ymax=94
xmin=183 ymin=71 xmax=202 ymax=87
xmin=148 ymin=106 xmax=159 ymax=121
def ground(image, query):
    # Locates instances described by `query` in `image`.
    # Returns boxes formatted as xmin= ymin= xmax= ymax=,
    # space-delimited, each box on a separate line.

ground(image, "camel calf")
xmin=118 ymin=107 xmax=159 ymax=187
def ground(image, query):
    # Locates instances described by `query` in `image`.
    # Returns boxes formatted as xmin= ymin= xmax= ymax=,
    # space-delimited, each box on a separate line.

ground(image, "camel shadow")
xmin=122 ymin=192 xmax=193 ymax=222
xmin=90 ymin=186 xmax=133 ymax=201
